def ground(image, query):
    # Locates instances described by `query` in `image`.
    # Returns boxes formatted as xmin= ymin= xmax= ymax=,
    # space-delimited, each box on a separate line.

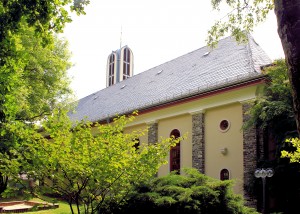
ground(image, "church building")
xmin=69 ymin=35 xmax=272 ymax=207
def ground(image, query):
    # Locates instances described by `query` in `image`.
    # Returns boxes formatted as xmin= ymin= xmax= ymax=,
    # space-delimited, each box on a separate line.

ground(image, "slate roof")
xmin=69 ymin=35 xmax=272 ymax=122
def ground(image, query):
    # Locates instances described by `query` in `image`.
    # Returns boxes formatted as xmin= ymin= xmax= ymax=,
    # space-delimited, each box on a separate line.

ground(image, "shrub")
xmin=103 ymin=168 xmax=258 ymax=214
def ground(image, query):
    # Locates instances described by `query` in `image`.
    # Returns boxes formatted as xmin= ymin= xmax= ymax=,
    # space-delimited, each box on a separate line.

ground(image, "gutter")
xmin=98 ymin=74 xmax=267 ymax=124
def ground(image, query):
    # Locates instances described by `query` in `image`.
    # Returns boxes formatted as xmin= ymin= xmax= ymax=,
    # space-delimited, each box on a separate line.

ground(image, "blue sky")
xmin=62 ymin=0 xmax=284 ymax=99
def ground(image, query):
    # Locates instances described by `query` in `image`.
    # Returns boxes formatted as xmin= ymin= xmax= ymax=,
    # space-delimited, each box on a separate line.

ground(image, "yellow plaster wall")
xmin=204 ymin=103 xmax=244 ymax=194
xmin=90 ymin=125 xmax=100 ymax=135
xmin=157 ymin=114 xmax=192 ymax=176
xmin=124 ymin=123 xmax=148 ymax=146
xmin=127 ymin=85 xmax=259 ymax=127
xmin=119 ymin=85 xmax=260 ymax=194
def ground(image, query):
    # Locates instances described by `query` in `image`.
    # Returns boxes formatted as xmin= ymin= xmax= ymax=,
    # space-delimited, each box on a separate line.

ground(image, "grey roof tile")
xmin=69 ymin=35 xmax=272 ymax=122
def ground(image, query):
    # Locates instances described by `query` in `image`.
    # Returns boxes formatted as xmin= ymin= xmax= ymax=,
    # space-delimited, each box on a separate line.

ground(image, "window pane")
xmin=126 ymin=63 xmax=130 ymax=75
xmin=110 ymin=54 xmax=114 ymax=63
xmin=127 ymin=50 xmax=130 ymax=62
xmin=220 ymin=169 xmax=230 ymax=180
xmin=170 ymin=129 xmax=180 ymax=173
xmin=123 ymin=48 xmax=127 ymax=61
xmin=123 ymin=63 xmax=126 ymax=76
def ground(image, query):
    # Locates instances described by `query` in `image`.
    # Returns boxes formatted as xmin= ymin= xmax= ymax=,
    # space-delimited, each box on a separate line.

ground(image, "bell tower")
xmin=106 ymin=46 xmax=134 ymax=87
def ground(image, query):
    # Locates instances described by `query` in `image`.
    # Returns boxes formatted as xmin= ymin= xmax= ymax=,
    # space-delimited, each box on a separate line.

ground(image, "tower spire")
xmin=120 ymin=26 xmax=123 ymax=49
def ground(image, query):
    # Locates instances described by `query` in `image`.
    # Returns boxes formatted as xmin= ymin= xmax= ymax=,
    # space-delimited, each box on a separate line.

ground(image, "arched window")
xmin=170 ymin=129 xmax=180 ymax=174
xmin=123 ymin=48 xmax=130 ymax=80
xmin=109 ymin=54 xmax=115 ymax=86
xmin=220 ymin=169 xmax=230 ymax=180
xmin=133 ymin=138 xmax=140 ymax=151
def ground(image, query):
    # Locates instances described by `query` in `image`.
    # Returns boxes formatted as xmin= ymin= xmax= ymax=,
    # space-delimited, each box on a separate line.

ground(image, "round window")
xmin=219 ymin=119 xmax=230 ymax=132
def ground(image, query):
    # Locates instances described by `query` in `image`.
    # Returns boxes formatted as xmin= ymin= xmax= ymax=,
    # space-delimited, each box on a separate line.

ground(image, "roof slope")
xmin=70 ymin=36 xmax=271 ymax=122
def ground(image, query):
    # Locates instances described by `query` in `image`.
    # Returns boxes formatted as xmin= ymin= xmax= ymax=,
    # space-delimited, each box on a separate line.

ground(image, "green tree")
xmin=2 ymin=112 xmax=180 ymax=214
xmin=0 ymin=23 xmax=73 ymax=121
xmin=0 ymin=0 xmax=88 ymax=132
xmin=0 ymin=1 xmax=88 ymax=100
xmin=104 ymin=168 xmax=258 ymax=214
xmin=0 ymin=23 xmax=73 ymax=194
xmin=0 ymin=0 xmax=89 ymax=197
xmin=0 ymin=0 xmax=87 ymax=121
xmin=243 ymin=59 xmax=296 ymax=140
xmin=208 ymin=0 xmax=300 ymax=136
xmin=243 ymin=60 xmax=300 ymax=213
xmin=0 ymin=0 xmax=89 ymax=44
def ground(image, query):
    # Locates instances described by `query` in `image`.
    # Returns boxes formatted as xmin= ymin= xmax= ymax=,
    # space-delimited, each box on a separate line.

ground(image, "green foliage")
xmin=243 ymin=59 xmax=296 ymax=140
xmin=0 ymin=0 xmax=82 ymax=121
xmin=104 ymin=168 xmax=258 ymax=214
xmin=208 ymin=0 xmax=274 ymax=47
xmin=2 ymin=111 xmax=180 ymax=214
xmin=0 ymin=1 xmax=88 ymax=105
xmin=1 ymin=23 xmax=73 ymax=122
xmin=282 ymin=138 xmax=300 ymax=163
xmin=241 ymin=60 xmax=300 ymax=213
xmin=0 ymin=120 xmax=43 ymax=195
xmin=0 ymin=21 xmax=73 ymax=194
xmin=0 ymin=0 xmax=89 ymax=42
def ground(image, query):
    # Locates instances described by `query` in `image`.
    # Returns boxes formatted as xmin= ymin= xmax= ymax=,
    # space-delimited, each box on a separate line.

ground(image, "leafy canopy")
xmin=0 ymin=0 xmax=89 ymax=42
xmin=243 ymin=59 xmax=295 ymax=140
xmin=0 ymin=23 xmax=73 ymax=122
xmin=0 ymin=0 xmax=90 ymax=197
xmin=0 ymin=0 xmax=88 ymax=121
xmin=0 ymin=16 xmax=73 ymax=195
xmin=207 ymin=0 xmax=274 ymax=46
xmin=1 ymin=112 xmax=181 ymax=214
xmin=282 ymin=138 xmax=300 ymax=163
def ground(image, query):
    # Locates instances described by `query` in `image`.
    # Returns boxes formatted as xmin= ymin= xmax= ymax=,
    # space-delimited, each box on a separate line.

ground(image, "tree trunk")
xmin=0 ymin=175 xmax=8 ymax=194
xmin=274 ymin=0 xmax=300 ymax=136
xmin=68 ymin=199 xmax=75 ymax=214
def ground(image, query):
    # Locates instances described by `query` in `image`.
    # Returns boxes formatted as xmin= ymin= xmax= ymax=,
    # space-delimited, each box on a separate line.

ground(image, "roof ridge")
xmin=77 ymin=36 xmax=238 ymax=101
xmin=246 ymin=34 xmax=256 ymax=73
xmin=70 ymin=35 xmax=271 ymax=122
xmin=130 ymin=35 xmax=237 ymax=75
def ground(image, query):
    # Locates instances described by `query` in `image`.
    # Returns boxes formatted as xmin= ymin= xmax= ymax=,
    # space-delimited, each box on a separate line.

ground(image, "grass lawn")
xmin=27 ymin=198 xmax=74 ymax=214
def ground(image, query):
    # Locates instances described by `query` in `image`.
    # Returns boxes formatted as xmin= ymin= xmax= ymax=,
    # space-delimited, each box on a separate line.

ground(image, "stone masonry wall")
xmin=192 ymin=112 xmax=205 ymax=174
xmin=148 ymin=122 xmax=158 ymax=144
xmin=242 ymin=103 xmax=258 ymax=208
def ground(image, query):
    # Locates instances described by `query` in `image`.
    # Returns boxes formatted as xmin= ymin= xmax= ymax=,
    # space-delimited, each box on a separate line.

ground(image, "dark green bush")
xmin=103 ymin=168 xmax=258 ymax=214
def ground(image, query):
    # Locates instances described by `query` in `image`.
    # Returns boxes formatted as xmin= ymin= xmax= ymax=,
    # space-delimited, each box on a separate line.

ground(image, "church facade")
xmin=70 ymin=35 xmax=272 ymax=206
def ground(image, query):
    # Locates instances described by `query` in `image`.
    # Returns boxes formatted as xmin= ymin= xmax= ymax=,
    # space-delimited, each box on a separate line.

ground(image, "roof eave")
xmin=98 ymin=74 xmax=267 ymax=123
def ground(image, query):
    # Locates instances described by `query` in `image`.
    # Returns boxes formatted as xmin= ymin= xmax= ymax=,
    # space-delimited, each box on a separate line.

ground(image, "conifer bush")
xmin=103 ymin=168 xmax=258 ymax=214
